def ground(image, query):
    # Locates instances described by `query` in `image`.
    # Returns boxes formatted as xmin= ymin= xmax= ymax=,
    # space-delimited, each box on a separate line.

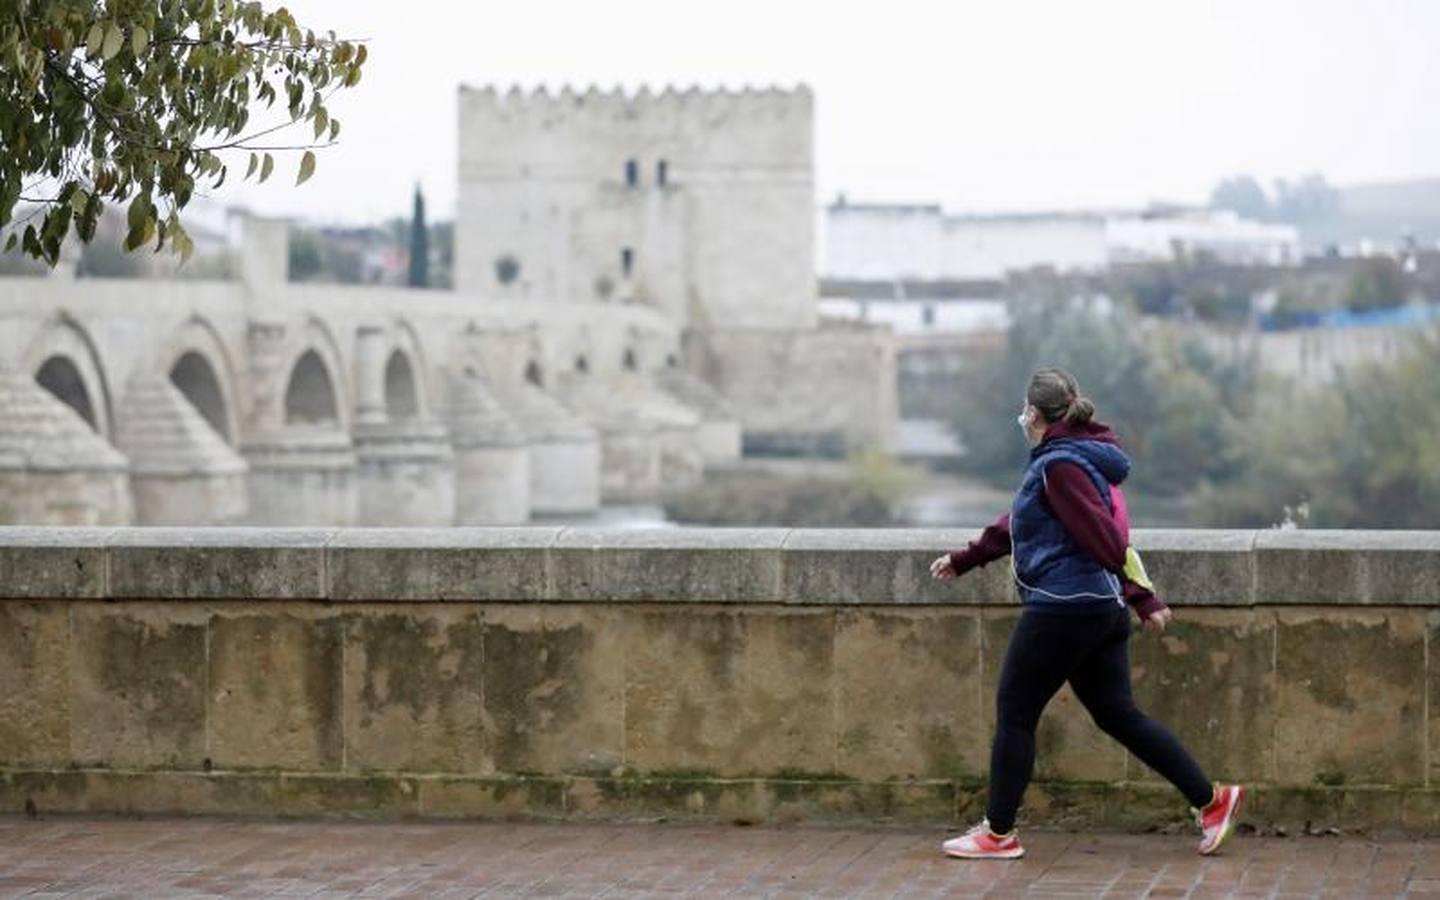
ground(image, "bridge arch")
xmin=283 ymin=317 xmax=350 ymax=430
xmin=384 ymin=350 xmax=419 ymax=421
xmin=164 ymin=316 xmax=241 ymax=444
xmin=385 ymin=319 xmax=429 ymax=421
xmin=24 ymin=312 xmax=115 ymax=440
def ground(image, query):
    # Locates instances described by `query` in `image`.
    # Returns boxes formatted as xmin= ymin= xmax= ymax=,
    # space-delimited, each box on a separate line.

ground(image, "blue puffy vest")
xmin=1011 ymin=438 xmax=1131 ymax=609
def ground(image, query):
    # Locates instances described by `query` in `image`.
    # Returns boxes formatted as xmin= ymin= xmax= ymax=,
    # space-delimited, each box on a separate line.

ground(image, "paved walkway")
xmin=1 ymin=818 xmax=1438 ymax=898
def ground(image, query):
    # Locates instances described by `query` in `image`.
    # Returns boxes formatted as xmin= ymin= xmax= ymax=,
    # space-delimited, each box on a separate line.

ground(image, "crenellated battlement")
xmin=459 ymin=82 xmax=812 ymax=120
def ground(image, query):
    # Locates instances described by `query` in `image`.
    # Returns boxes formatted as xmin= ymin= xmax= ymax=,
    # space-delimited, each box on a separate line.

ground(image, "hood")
xmin=1034 ymin=419 xmax=1131 ymax=486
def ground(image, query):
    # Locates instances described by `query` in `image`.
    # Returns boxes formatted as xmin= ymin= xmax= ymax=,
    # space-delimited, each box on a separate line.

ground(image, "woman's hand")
xmin=1141 ymin=606 xmax=1172 ymax=633
xmin=930 ymin=555 xmax=957 ymax=580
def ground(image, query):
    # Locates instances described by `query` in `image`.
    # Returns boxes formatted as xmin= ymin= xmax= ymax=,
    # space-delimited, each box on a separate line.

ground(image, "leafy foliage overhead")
xmin=1 ymin=0 xmax=367 ymax=264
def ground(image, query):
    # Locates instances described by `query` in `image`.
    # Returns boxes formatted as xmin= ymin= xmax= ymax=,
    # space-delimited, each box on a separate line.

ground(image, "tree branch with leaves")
xmin=1 ymin=0 xmax=367 ymax=264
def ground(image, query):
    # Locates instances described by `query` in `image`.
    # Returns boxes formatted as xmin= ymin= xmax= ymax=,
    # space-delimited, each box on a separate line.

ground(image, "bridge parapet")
xmin=0 ymin=527 xmax=1435 ymax=830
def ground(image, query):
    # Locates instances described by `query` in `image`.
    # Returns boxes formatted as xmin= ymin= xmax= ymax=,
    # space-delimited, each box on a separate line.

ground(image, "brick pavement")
xmin=0 ymin=817 xmax=1438 ymax=898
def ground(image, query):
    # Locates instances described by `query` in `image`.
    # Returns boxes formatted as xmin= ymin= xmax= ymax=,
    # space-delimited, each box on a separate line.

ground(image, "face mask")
xmin=1017 ymin=407 xmax=1039 ymax=445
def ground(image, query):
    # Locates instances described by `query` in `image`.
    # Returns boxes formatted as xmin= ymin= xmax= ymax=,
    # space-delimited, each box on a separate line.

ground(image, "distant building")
xmin=818 ymin=292 xmax=1008 ymax=336
xmin=823 ymin=199 xmax=1299 ymax=284
xmin=458 ymin=85 xmax=816 ymax=330
xmin=824 ymin=198 xmax=1108 ymax=282
xmin=1105 ymin=208 xmax=1299 ymax=267
xmin=456 ymin=85 xmax=895 ymax=455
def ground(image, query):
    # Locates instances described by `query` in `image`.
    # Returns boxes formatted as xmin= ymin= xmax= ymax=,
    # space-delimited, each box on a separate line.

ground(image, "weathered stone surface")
xmin=0 ymin=366 xmax=133 ymax=526
xmin=327 ymin=528 xmax=558 ymax=601
xmin=70 ymin=604 xmax=207 ymax=769
xmin=0 ymin=527 xmax=1438 ymax=830
xmin=0 ymin=770 xmax=281 ymax=817
xmin=1133 ymin=530 xmax=1257 ymax=606
xmin=352 ymin=420 xmax=457 ymax=527
xmin=1256 ymin=530 xmax=1440 ymax=605
xmin=483 ymin=605 xmax=625 ymax=774
xmin=0 ymin=770 xmax=128 ymax=815
xmin=0 ymin=526 xmax=109 ymax=598
xmin=1245 ymin=785 xmax=1407 ymax=832
xmin=1019 ymin=781 xmax=1113 ymax=830
xmin=1401 ymin=786 xmax=1440 ymax=832
xmin=0 ymin=602 xmax=71 ymax=766
xmin=981 ymin=610 xmax=1125 ymax=783
xmin=106 ymin=527 xmax=330 ymax=599
xmin=1274 ymin=609 xmax=1426 ymax=787
xmin=834 ymin=609 xmax=985 ymax=780
xmin=418 ymin=775 xmax=567 ymax=819
xmin=765 ymin=778 xmax=956 ymax=825
xmin=552 ymin=528 xmax=785 ymax=603
xmin=1129 ymin=608 xmax=1275 ymax=786
xmin=1432 ymin=611 xmax=1440 ymax=789
xmin=4 ymin=767 xmax=1434 ymax=829
xmin=781 ymin=529 xmax=1014 ymax=606
xmin=115 ymin=367 xmax=249 ymax=526
xmin=276 ymin=774 xmax=420 ymax=818
xmin=565 ymin=776 xmax=768 ymax=822
xmin=209 ymin=609 xmax=343 ymax=771
xmin=623 ymin=609 xmax=835 ymax=776
xmin=343 ymin=606 xmax=487 ymax=773
xmin=1103 ymin=781 xmax=1195 ymax=831
xmin=241 ymin=428 xmax=359 ymax=528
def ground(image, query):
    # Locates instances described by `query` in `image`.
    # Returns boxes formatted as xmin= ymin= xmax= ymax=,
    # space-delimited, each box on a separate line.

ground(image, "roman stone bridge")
xmin=0 ymin=526 xmax=1434 ymax=832
xmin=0 ymin=218 xmax=742 ymax=528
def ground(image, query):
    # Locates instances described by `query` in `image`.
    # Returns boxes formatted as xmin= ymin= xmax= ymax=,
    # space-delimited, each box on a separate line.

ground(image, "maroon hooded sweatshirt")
xmin=947 ymin=419 xmax=1167 ymax=619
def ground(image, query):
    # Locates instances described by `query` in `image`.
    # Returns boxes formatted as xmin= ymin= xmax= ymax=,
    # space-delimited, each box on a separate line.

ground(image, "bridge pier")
xmin=242 ymin=427 xmax=358 ymax=526
xmin=493 ymin=380 xmax=601 ymax=517
xmin=114 ymin=368 xmax=248 ymax=525
xmin=445 ymin=371 xmax=530 ymax=525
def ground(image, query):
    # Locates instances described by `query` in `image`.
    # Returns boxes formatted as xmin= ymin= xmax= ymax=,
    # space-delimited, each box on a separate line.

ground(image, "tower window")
xmin=624 ymin=158 xmax=638 ymax=188
xmin=656 ymin=160 xmax=668 ymax=187
xmin=495 ymin=254 xmax=521 ymax=285
xmin=621 ymin=247 xmax=634 ymax=277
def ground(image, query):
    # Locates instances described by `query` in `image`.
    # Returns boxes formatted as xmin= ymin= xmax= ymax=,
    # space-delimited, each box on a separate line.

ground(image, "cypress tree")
xmin=408 ymin=184 xmax=429 ymax=288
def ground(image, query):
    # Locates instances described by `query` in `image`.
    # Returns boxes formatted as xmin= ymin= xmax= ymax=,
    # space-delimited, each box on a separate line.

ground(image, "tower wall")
xmin=457 ymin=85 xmax=817 ymax=329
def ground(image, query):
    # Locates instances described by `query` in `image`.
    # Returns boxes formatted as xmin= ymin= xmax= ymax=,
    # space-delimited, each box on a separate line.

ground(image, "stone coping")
xmin=2 ymin=526 xmax=1440 ymax=605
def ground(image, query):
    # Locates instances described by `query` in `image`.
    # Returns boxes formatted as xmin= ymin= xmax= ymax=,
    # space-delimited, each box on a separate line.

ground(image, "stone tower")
xmin=456 ymin=84 xmax=817 ymax=330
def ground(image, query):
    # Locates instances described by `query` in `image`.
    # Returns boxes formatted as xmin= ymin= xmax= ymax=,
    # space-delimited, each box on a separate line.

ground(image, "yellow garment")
xmin=1123 ymin=546 xmax=1154 ymax=591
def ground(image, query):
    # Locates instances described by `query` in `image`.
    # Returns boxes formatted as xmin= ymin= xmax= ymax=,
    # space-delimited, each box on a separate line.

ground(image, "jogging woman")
xmin=930 ymin=368 xmax=1242 ymax=859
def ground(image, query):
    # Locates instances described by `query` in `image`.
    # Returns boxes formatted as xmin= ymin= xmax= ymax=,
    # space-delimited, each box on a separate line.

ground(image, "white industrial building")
xmin=823 ymin=198 xmax=1300 ymax=283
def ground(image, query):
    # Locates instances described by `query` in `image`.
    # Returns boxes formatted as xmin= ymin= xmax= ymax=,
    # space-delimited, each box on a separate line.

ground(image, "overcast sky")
xmin=217 ymin=0 xmax=1440 ymax=224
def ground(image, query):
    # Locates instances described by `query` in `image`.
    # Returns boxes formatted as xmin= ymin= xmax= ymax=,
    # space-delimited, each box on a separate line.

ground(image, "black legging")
xmin=986 ymin=604 xmax=1214 ymax=833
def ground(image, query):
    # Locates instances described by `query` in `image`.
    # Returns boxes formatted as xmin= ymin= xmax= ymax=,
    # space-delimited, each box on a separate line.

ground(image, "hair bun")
xmin=1065 ymin=396 xmax=1095 ymax=425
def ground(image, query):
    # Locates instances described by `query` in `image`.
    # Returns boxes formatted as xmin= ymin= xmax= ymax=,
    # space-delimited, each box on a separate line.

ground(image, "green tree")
xmin=1272 ymin=173 xmax=1340 ymax=224
xmin=1114 ymin=262 xmax=1180 ymax=316
xmin=288 ymin=226 xmax=321 ymax=282
xmin=407 ymin=184 xmax=428 ymax=288
xmin=1322 ymin=338 xmax=1440 ymax=526
xmin=955 ymin=272 xmax=1157 ymax=485
xmin=1 ymin=2 xmax=367 ymax=265
xmin=1191 ymin=382 xmax=1339 ymax=527
xmin=1186 ymin=285 xmax=1252 ymax=324
xmin=1142 ymin=363 xmax=1240 ymax=496
xmin=1343 ymin=256 xmax=1410 ymax=312
xmin=1210 ymin=175 xmax=1270 ymax=222
xmin=1196 ymin=336 xmax=1440 ymax=528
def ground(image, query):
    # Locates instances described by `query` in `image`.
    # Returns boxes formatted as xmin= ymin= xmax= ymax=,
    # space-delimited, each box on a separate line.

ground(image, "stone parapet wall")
xmin=1 ymin=527 xmax=1437 ymax=831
